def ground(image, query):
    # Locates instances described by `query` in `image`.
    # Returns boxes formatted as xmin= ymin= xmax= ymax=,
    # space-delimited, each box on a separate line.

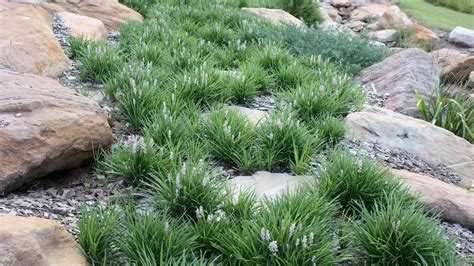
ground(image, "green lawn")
xmin=398 ymin=0 xmax=474 ymax=31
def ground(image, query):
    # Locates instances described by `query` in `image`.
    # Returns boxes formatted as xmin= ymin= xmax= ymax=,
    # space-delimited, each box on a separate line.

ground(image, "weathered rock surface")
xmin=228 ymin=171 xmax=312 ymax=199
xmin=241 ymin=7 xmax=303 ymax=27
xmin=431 ymin=48 xmax=474 ymax=84
xmin=225 ymin=106 xmax=268 ymax=125
xmin=449 ymin=26 xmax=474 ymax=48
xmin=350 ymin=4 xmax=390 ymax=21
xmin=376 ymin=5 xmax=412 ymax=30
xmin=408 ymin=23 xmax=439 ymax=44
xmin=41 ymin=0 xmax=143 ymax=30
xmin=0 ymin=214 xmax=88 ymax=265
xmin=321 ymin=3 xmax=341 ymax=22
xmin=58 ymin=11 xmax=107 ymax=40
xmin=393 ymin=169 xmax=474 ymax=230
xmin=345 ymin=105 xmax=474 ymax=186
xmin=0 ymin=70 xmax=113 ymax=194
xmin=357 ymin=48 xmax=439 ymax=117
xmin=0 ymin=1 xmax=69 ymax=78
xmin=367 ymin=29 xmax=396 ymax=43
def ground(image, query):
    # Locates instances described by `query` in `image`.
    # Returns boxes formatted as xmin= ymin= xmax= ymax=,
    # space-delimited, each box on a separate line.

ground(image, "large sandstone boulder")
xmin=357 ymin=48 xmax=439 ymax=117
xmin=449 ymin=26 xmax=474 ymax=48
xmin=0 ymin=214 xmax=88 ymax=265
xmin=376 ymin=5 xmax=412 ymax=30
xmin=41 ymin=0 xmax=143 ymax=30
xmin=0 ymin=1 xmax=69 ymax=78
xmin=228 ymin=171 xmax=312 ymax=199
xmin=0 ymin=70 xmax=113 ymax=194
xmin=393 ymin=169 xmax=474 ymax=230
xmin=345 ymin=105 xmax=474 ymax=186
xmin=241 ymin=7 xmax=303 ymax=27
xmin=350 ymin=4 xmax=390 ymax=21
xmin=58 ymin=11 xmax=107 ymax=41
xmin=431 ymin=48 xmax=474 ymax=84
xmin=321 ymin=3 xmax=341 ymax=22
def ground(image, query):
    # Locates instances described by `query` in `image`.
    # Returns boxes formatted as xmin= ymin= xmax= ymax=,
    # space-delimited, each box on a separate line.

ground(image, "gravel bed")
xmin=0 ymin=167 xmax=132 ymax=236
xmin=249 ymin=94 xmax=276 ymax=111
xmin=442 ymin=222 xmax=474 ymax=261
xmin=347 ymin=140 xmax=462 ymax=184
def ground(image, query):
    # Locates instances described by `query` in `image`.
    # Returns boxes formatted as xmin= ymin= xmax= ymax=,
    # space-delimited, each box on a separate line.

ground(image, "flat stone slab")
xmin=228 ymin=171 xmax=313 ymax=199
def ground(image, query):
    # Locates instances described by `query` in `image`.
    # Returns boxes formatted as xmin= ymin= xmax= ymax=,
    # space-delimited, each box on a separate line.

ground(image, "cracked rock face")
xmin=0 ymin=1 xmax=69 ymax=78
xmin=345 ymin=105 xmax=474 ymax=186
xmin=357 ymin=48 xmax=439 ymax=117
xmin=0 ymin=69 xmax=113 ymax=194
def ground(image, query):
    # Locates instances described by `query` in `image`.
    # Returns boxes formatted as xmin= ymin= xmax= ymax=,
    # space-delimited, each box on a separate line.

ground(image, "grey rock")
xmin=449 ymin=26 xmax=474 ymax=48
xmin=357 ymin=48 xmax=440 ymax=117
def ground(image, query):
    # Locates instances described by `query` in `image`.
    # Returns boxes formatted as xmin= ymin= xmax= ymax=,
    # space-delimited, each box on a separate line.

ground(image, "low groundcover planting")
xmin=74 ymin=0 xmax=465 ymax=264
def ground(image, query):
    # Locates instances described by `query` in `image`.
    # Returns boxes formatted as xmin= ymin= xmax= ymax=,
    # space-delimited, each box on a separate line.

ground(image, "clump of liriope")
xmin=199 ymin=107 xmax=258 ymax=174
xmin=119 ymin=208 xmax=197 ymax=265
xmin=311 ymin=115 xmax=346 ymax=147
xmin=69 ymin=36 xmax=88 ymax=59
xmin=250 ymin=43 xmax=295 ymax=73
xmin=104 ymin=61 xmax=163 ymax=98
xmin=143 ymin=93 xmax=197 ymax=146
xmin=174 ymin=64 xmax=228 ymax=107
xmin=212 ymin=190 xmax=347 ymax=265
xmin=224 ymin=72 xmax=259 ymax=104
xmin=239 ymin=62 xmax=275 ymax=94
xmin=257 ymin=109 xmax=321 ymax=174
xmin=131 ymin=42 xmax=171 ymax=66
xmin=99 ymin=135 xmax=182 ymax=184
xmin=78 ymin=41 xmax=123 ymax=83
xmin=144 ymin=159 xmax=227 ymax=221
xmin=78 ymin=203 xmax=118 ymax=265
xmin=317 ymin=152 xmax=410 ymax=215
xmin=117 ymin=78 xmax=162 ymax=131
xmin=280 ymin=74 xmax=364 ymax=121
xmin=350 ymin=193 xmax=459 ymax=265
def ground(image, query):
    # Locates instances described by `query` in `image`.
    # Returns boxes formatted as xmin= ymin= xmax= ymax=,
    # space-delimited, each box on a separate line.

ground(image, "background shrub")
xmin=426 ymin=0 xmax=474 ymax=14
xmin=259 ymin=25 xmax=391 ymax=75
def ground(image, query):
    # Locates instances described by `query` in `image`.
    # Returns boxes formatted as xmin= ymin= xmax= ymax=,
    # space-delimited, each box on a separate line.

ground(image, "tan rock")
xmin=357 ymin=48 xmax=439 ymax=117
xmin=0 ymin=1 xmax=69 ymax=78
xmin=431 ymin=48 xmax=474 ymax=84
xmin=228 ymin=171 xmax=313 ymax=200
xmin=321 ymin=3 xmax=341 ymax=22
xmin=345 ymin=105 xmax=474 ymax=186
xmin=376 ymin=5 xmax=412 ymax=30
xmin=407 ymin=23 xmax=439 ymax=44
xmin=393 ymin=169 xmax=474 ymax=230
xmin=367 ymin=29 xmax=396 ymax=43
xmin=225 ymin=106 xmax=268 ymax=126
xmin=351 ymin=4 xmax=390 ymax=21
xmin=0 ymin=214 xmax=89 ymax=266
xmin=58 ymin=11 xmax=107 ymax=41
xmin=0 ymin=69 xmax=113 ymax=194
xmin=41 ymin=0 xmax=143 ymax=30
xmin=346 ymin=20 xmax=366 ymax=32
xmin=241 ymin=7 xmax=303 ymax=27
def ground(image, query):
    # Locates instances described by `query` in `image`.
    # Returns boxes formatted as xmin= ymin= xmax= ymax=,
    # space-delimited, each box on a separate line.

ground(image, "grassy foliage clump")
xmin=200 ymin=107 xmax=258 ymax=174
xmin=78 ymin=42 xmax=123 ymax=83
xmin=351 ymin=193 xmax=458 ymax=265
xmin=417 ymin=87 xmax=473 ymax=143
xmin=279 ymin=0 xmax=324 ymax=26
xmin=317 ymin=153 xmax=408 ymax=214
xmin=145 ymin=160 xmax=227 ymax=221
xmin=257 ymin=110 xmax=320 ymax=174
xmin=213 ymin=191 xmax=346 ymax=265
xmin=78 ymin=204 xmax=118 ymax=265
